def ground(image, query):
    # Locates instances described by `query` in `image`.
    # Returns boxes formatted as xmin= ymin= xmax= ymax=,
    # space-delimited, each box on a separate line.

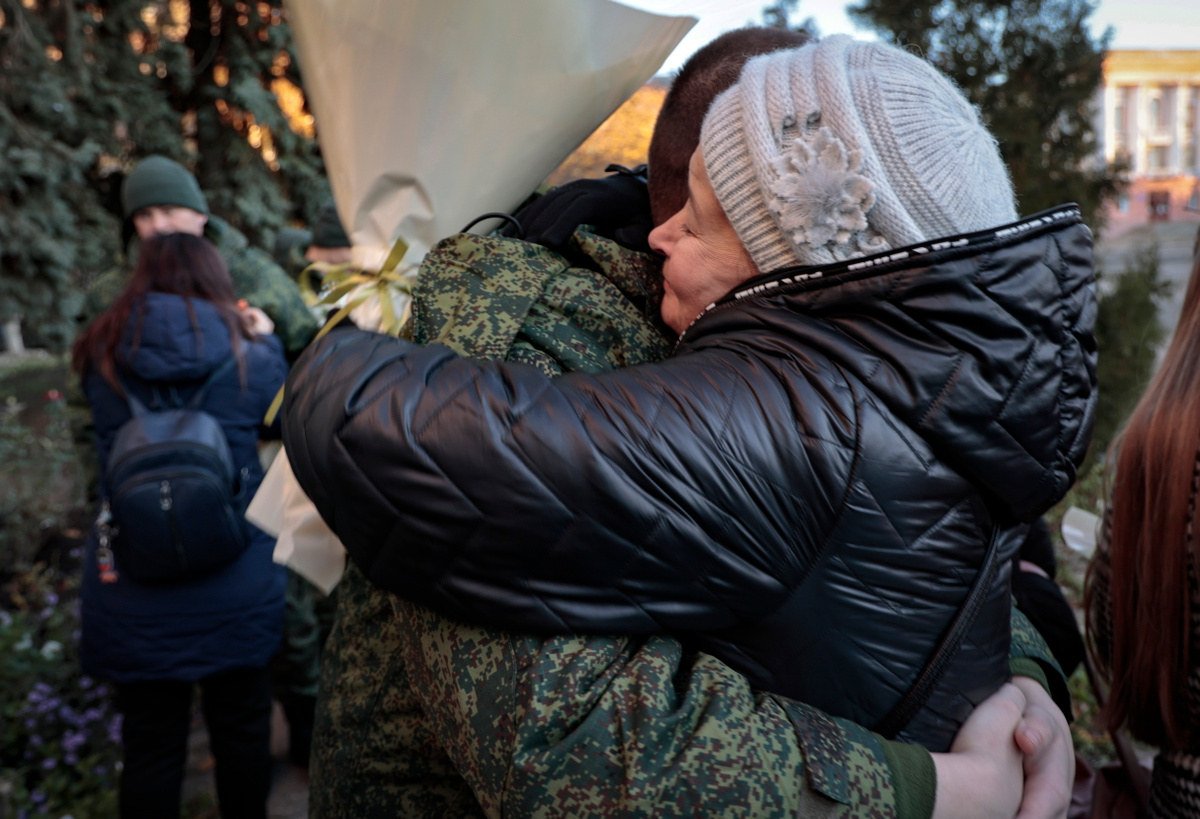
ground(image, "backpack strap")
xmin=187 ymin=353 xmax=239 ymax=409
xmin=873 ymin=523 xmax=1004 ymax=740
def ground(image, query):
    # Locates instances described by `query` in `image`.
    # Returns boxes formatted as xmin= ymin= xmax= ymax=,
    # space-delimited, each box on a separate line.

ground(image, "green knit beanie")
xmin=121 ymin=156 xmax=209 ymax=218
xmin=311 ymin=202 xmax=351 ymax=248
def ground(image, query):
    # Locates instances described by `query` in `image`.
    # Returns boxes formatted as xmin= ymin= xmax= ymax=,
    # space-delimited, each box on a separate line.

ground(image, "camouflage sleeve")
xmin=1010 ymin=603 xmax=1072 ymax=719
xmin=399 ymin=601 xmax=901 ymax=819
xmin=227 ymin=247 xmax=319 ymax=357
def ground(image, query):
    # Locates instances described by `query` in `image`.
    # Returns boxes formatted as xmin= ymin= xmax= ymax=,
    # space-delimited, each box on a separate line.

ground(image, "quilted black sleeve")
xmin=282 ymin=328 xmax=844 ymax=636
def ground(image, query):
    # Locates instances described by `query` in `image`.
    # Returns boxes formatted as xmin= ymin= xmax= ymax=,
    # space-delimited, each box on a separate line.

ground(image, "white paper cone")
xmin=288 ymin=0 xmax=695 ymax=271
xmin=255 ymin=0 xmax=693 ymax=590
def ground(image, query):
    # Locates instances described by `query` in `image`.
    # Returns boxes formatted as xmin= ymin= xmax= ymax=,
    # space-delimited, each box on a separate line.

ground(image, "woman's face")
xmin=649 ymin=148 xmax=758 ymax=334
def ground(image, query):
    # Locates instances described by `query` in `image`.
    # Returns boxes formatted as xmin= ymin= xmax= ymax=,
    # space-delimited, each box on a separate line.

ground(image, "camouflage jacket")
xmin=310 ymin=230 xmax=1067 ymax=819
xmin=81 ymin=215 xmax=319 ymax=357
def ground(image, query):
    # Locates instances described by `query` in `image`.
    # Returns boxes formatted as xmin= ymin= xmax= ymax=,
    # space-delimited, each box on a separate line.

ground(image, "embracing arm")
xmin=397 ymin=590 xmax=1066 ymax=819
xmin=282 ymin=327 xmax=839 ymax=635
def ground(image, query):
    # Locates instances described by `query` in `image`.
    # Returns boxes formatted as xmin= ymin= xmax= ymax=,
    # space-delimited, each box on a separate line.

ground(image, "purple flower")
xmin=107 ymin=714 xmax=123 ymax=744
xmin=65 ymin=753 xmax=78 ymax=765
xmin=42 ymin=757 xmax=57 ymax=769
xmin=31 ymin=788 xmax=46 ymax=803
xmin=79 ymin=676 xmax=93 ymax=690
xmin=30 ymin=735 xmax=43 ymax=746
xmin=44 ymin=592 xmax=59 ymax=606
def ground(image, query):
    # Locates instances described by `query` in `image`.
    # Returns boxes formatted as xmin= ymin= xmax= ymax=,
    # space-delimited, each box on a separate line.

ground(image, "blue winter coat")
xmin=80 ymin=293 xmax=288 ymax=682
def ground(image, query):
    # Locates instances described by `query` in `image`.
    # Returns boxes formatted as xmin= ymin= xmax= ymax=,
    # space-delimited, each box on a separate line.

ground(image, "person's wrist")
xmin=879 ymin=737 xmax=936 ymax=819
xmin=931 ymin=751 xmax=971 ymax=819
xmin=930 ymin=749 xmax=1006 ymax=819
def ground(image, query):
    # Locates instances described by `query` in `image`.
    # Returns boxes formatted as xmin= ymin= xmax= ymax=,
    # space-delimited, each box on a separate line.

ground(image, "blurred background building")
xmin=1097 ymin=50 xmax=1200 ymax=236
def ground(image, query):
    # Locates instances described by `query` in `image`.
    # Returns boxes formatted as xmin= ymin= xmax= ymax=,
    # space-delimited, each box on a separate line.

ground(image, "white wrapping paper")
xmin=249 ymin=0 xmax=694 ymax=590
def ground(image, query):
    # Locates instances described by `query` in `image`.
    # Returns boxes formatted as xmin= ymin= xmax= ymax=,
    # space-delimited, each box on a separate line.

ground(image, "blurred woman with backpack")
xmin=1088 ymin=226 xmax=1200 ymax=818
xmin=71 ymin=232 xmax=288 ymax=819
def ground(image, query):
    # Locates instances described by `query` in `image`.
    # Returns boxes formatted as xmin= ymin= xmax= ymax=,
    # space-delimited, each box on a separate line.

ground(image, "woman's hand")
xmin=932 ymin=682 xmax=1026 ymax=819
xmin=1011 ymin=675 xmax=1074 ymax=819
xmin=238 ymin=300 xmax=275 ymax=337
xmin=931 ymin=677 xmax=1074 ymax=819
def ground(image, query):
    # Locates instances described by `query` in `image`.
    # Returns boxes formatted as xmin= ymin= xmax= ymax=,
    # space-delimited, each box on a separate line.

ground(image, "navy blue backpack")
xmin=97 ymin=355 xmax=251 ymax=584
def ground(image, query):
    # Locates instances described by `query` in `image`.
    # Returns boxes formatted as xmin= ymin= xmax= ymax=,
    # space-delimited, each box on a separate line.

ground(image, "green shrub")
xmin=0 ymin=391 xmax=85 ymax=577
xmin=1087 ymin=241 xmax=1171 ymax=474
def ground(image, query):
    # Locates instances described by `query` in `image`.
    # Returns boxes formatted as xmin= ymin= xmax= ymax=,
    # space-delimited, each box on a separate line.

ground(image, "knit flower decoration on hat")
xmin=768 ymin=127 xmax=887 ymax=262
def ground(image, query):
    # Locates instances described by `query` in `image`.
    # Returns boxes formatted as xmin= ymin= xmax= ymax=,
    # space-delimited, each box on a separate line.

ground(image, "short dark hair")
xmin=647 ymin=27 xmax=813 ymax=226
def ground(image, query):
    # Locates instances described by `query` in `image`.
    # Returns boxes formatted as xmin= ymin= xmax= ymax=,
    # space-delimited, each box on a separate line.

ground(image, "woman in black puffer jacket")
xmin=283 ymin=36 xmax=1095 ymax=755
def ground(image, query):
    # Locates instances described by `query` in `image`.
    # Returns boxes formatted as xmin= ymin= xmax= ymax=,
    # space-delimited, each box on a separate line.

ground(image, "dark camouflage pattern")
xmin=81 ymin=215 xmax=319 ymax=356
xmin=409 ymin=229 xmax=671 ymax=369
xmin=309 ymin=562 xmax=483 ymax=819
xmin=396 ymin=598 xmax=892 ymax=818
xmin=312 ymin=229 xmax=1066 ymax=818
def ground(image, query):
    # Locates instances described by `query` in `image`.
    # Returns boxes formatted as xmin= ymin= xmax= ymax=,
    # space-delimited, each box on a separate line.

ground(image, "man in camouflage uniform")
xmin=309 ymin=225 xmax=1070 ymax=819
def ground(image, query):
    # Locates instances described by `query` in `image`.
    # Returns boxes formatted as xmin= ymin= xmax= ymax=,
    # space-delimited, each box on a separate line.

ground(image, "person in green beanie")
xmin=81 ymin=155 xmax=318 ymax=359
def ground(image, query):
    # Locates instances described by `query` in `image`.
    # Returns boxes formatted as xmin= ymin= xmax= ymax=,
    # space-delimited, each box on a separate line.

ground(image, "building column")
xmin=1175 ymin=80 xmax=1188 ymax=172
xmin=1133 ymin=84 xmax=1146 ymax=175
xmin=1102 ymin=81 xmax=1117 ymax=163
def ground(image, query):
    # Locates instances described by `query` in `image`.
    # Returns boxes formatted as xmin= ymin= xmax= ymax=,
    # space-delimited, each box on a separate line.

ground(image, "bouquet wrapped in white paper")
xmin=246 ymin=0 xmax=693 ymax=592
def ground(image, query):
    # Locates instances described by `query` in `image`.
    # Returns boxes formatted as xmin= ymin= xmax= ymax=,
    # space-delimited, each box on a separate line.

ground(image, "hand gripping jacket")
xmin=284 ymin=205 xmax=1097 ymax=751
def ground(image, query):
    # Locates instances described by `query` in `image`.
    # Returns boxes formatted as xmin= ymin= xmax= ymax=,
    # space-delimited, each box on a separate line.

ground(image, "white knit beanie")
xmin=700 ymin=35 xmax=1017 ymax=272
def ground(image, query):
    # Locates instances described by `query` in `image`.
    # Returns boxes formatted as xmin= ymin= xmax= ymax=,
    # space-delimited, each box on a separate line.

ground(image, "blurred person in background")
xmin=72 ymin=233 xmax=287 ymax=819
xmin=1088 ymin=226 xmax=1200 ymax=818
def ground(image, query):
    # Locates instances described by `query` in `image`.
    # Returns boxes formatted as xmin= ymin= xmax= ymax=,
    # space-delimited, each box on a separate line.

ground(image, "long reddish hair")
xmin=72 ymin=233 xmax=252 ymax=391
xmin=1088 ymin=227 xmax=1200 ymax=749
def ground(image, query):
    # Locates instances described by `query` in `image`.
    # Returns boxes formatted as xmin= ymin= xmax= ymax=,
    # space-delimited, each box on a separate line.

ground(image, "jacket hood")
xmin=118 ymin=292 xmax=239 ymax=383
xmin=685 ymin=205 xmax=1098 ymax=522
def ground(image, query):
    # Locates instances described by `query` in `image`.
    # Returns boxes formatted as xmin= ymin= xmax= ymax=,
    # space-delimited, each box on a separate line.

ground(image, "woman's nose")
xmin=151 ymin=211 xmax=172 ymax=233
xmin=648 ymin=211 xmax=682 ymax=256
